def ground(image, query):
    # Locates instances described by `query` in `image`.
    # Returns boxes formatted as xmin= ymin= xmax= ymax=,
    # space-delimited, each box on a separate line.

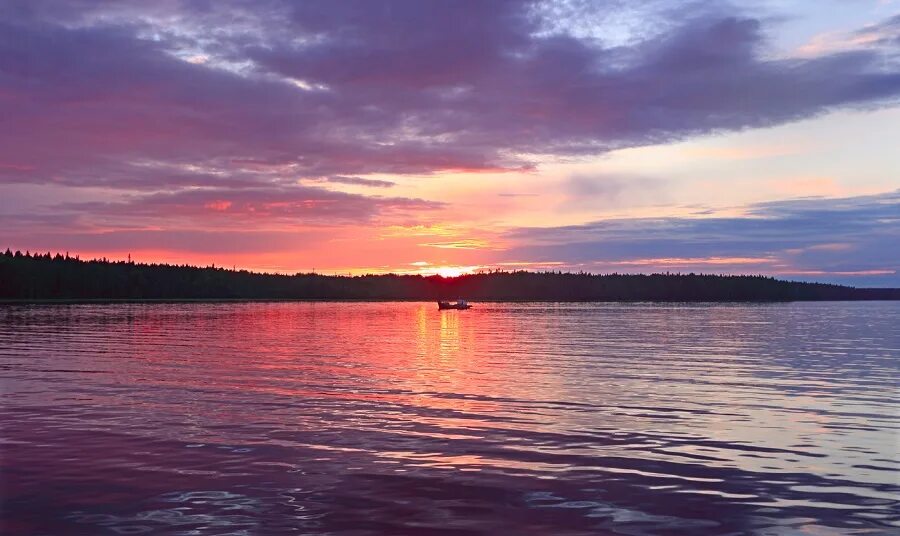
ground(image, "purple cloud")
xmin=54 ymin=186 xmax=442 ymax=226
xmin=499 ymin=191 xmax=900 ymax=285
xmin=323 ymin=176 xmax=396 ymax=188
xmin=562 ymin=174 xmax=664 ymax=209
xmin=1 ymin=0 xmax=897 ymax=279
xmin=10 ymin=229 xmax=322 ymax=256
xmin=1 ymin=0 xmax=898 ymax=192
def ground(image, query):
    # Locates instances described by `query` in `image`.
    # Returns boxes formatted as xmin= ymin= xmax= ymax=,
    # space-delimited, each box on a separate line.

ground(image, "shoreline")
xmin=3 ymin=255 xmax=898 ymax=302
xmin=2 ymin=297 xmax=899 ymax=305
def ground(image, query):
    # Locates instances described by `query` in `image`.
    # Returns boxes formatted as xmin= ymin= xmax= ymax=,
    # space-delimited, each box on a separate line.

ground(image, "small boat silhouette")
xmin=438 ymin=300 xmax=472 ymax=310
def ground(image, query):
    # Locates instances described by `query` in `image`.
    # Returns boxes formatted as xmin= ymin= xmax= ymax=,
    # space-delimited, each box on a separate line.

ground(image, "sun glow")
xmin=432 ymin=266 xmax=478 ymax=278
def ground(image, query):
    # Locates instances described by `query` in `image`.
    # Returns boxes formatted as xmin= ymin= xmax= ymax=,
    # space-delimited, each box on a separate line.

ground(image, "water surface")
xmin=1 ymin=302 xmax=898 ymax=535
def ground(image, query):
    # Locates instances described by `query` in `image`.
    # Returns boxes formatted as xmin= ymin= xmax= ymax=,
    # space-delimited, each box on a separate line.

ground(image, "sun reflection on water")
xmin=2 ymin=302 xmax=898 ymax=534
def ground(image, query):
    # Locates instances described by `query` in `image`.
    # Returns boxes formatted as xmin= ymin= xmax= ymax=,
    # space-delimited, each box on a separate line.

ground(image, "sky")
xmin=1 ymin=0 xmax=898 ymax=285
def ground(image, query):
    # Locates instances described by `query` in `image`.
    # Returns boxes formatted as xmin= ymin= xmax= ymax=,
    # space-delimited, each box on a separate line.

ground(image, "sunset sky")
xmin=1 ymin=0 xmax=898 ymax=285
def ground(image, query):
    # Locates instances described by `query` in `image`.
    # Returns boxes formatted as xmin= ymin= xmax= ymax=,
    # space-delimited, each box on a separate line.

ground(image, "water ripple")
xmin=1 ymin=301 xmax=898 ymax=535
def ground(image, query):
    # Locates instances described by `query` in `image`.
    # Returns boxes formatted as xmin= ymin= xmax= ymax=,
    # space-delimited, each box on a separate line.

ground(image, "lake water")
xmin=1 ymin=302 xmax=898 ymax=535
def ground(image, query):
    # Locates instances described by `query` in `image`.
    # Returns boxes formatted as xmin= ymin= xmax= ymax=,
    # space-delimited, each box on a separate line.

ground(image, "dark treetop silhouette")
xmin=1 ymin=249 xmax=897 ymax=302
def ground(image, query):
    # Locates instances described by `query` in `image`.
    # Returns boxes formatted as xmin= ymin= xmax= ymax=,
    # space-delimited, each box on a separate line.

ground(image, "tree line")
xmin=1 ymin=249 xmax=897 ymax=301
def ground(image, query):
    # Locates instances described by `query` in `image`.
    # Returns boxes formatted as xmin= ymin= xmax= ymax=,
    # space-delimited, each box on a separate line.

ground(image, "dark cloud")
xmin=0 ymin=0 xmax=898 ymax=191
xmin=500 ymin=191 xmax=900 ymax=285
xmin=1 ymin=1 xmax=897 ymax=279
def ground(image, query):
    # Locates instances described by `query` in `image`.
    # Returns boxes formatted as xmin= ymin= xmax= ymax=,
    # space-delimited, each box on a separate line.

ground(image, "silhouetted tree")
xmin=0 ymin=248 xmax=897 ymax=301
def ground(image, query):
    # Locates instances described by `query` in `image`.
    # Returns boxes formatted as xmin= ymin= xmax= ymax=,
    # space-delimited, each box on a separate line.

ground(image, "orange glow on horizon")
xmin=432 ymin=266 xmax=475 ymax=278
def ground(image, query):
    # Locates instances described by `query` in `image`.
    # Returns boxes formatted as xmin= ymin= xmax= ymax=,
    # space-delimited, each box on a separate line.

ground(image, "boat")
xmin=438 ymin=300 xmax=472 ymax=310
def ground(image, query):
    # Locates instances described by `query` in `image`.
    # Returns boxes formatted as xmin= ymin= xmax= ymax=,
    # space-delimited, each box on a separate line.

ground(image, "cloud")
xmin=10 ymin=229 xmax=320 ymax=255
xmin=53 ymin=186 xmax=442 ymax=227
xmin=0 ymin=183 xmax=444 ymax=265
xmin=1 ymin=1 xmax=897 ymax=279
xmin=323 ymin=176 xmax=396 ymax=188
xmin=0 ymin=1 xmax=898 ymax=193
xmin=421 ymin=239 xmax=494 ymax=250
xmin=798 ymin=13 xmax=900 ymax=57
xmin=500 ymin=191 xmax=900 ymax=285
xmin=563 ymin=174 xmax=664 ymax=209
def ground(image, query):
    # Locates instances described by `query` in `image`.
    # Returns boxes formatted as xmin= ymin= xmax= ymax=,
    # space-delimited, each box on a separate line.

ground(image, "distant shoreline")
xmin=2 ymin=251 xmax=898 ymax=302
xmin=2 ymin=298 xmax=900 ymax=306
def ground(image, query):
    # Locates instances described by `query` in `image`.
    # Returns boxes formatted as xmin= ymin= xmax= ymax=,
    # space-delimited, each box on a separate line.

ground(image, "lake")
xmin=1 ymin=302 xmax=898 ymax=535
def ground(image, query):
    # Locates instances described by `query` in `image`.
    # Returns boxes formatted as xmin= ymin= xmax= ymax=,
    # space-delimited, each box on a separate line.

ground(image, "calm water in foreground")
xmin=1 ymin=302 xmax=898 ymax=535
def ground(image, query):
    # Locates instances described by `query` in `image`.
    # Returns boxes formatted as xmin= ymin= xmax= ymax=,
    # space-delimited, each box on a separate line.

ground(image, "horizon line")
xmin=4 ymin=248 xmax=899 ymax=290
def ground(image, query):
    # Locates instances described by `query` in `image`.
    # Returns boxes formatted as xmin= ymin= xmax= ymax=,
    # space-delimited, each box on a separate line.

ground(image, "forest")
xmin=1 ymin=249 xmax=897 ymax=301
